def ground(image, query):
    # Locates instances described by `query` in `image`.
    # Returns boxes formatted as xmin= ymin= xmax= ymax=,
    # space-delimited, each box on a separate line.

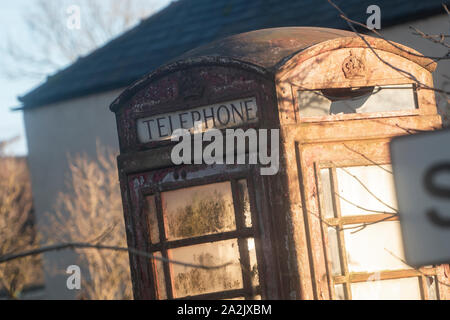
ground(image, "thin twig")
xmin=384 ymin=248 xmax=450 ymax=288
xmin=327 ymin=0 xmax=450 ymax=95
xmin=409 ymin=26 xmax=450 ymax=49
xmin=342 ymin=144 xmax=393 ymax=174
xmin=338 ymin=167 xmax=398 ymax=212
xmin=335 ymin=192 xmax=397 ymax=215
xmin=341 ymin=213 xmax=398 ymax=234
xmin=328 ymin=0 xmax=449 ymax=60
xmin=0 ymin=242 xmax=232 ymax=270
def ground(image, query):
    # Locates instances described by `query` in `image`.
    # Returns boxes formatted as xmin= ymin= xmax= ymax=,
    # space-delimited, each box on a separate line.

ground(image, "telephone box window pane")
xmin=336 ymin=165 xmax=397 ymax=216
xmin=170 ymin=239 xmax=242 ymax=298
xmin=146 ymin=195 xmax=160 ymax=244
xmin=153 ymin=252 xmax=167 ymax=300
xmin=344 ymin=221 xmax=410 ymax=273
xmin=327 ymin=227 xmax=342 ymax=276
xmin=334 ymin=284 xmax=345 ymax=300
xmin=162 ymin=182 xmax=236 ymax=240
xmin=319 ymin=168 xmax=335 ymax=218
xmin=237 ymin=179 xmax=252 ymax=228
xmin=247 ymin=238 xmax=260 ymax=287
xmin=426 ymin=276 xmax=439 ymax=300
xmin=298 ymin=84 xmax=415 ymax=117
xmin=351 ymin=277 xmax=421 ymax=300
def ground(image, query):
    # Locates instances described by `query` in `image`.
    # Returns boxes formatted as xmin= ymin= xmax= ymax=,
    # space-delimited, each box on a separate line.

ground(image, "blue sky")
xmin=0 ymin=1 xmax=39 ymax=155
xmin=0 ymin=0 xmax=170 ymax=156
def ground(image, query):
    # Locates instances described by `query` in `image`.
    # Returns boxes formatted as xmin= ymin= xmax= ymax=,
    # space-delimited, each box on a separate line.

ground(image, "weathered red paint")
xmin=110 ymin=27 xmax=449 ymax=300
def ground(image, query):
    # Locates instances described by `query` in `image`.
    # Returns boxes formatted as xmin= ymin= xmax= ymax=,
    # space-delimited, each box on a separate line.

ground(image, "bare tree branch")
xmin=327 ymin=0 xmax=450 ymax=96
xmin=385 ymin=248 xmax=450 ymax=287
xmin=1 ymin=0 xmax=159 ymax=79
xmin=342 ymin=144 xmax=393 ymax=174
xmin=0 ymin=242 xmax=232 ymax=270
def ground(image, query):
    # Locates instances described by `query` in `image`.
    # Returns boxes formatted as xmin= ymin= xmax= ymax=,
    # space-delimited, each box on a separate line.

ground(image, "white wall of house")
xmin=22 ymin=14 xmax=449 ymax=300
xmin=23 ymin=88 xmax=124 ymax=299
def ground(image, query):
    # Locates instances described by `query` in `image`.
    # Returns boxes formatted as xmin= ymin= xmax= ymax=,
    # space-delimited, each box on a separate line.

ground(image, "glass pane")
xmin=170 ymin=239 xmax=243 ymax=298
xmin=426 ymin=276 xmax=438 ymax=300
xmin=336 ymin=165 xmax=397 ymax=216
xmin=247 ymin=238 xmax=259 ymax=288
xmin=298 ymin=90 xmax=331 ymax=117
xmin=237 ymin=179 xmax=252 ymax=228
xmin=351 ymin=277 xmax=421 ymax=300
xmin=298 ymin=84 xmax=415 ymax=117
xmin=162 ymin=182 xmax=236 ymax=240
xmin=320 ymin=168 xmax=335 ymax=218
xmin=327 ymin=227 xmax=342 ymax=276
xmin=344 ymin=221 xmax=410 ymax=273
xmin=334 ymin=284 xmax=346 ymax=300
xmin=153 ymin=251 xmax=167 ymax=299
xmin=146 ymin=195 xmax=160 ymax=244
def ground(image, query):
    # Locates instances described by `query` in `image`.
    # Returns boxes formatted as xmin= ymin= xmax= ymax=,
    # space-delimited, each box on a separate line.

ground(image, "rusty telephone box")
xmin=110 ymin=27 xmax=449 ymax=300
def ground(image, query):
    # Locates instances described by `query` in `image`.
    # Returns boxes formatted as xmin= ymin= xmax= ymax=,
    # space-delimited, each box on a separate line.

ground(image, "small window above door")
xmin=298 ymin=84 xmax=417 ymax=120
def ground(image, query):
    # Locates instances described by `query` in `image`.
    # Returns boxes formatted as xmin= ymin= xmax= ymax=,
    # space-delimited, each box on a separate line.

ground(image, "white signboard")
xmin=390 ymin=129 xmax=450 ymax=267
xmin=136 ymin=97 xmax=258 ymax=143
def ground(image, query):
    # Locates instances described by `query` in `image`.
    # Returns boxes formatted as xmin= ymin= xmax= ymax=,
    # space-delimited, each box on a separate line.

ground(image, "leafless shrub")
xmin=0 ymin=139 xmax=43 ymax=299
xmin=47 ymin=143 xmax=132 ymax=300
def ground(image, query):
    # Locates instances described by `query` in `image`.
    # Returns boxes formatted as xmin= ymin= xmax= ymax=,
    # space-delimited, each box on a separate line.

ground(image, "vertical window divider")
xmin=247 ymin=174 xmax=267 ymax=299
xmin=315 ymin=163 xmax=335 ymax=299
xmin=419 ymin=275 xmax=429 ymax=300
xmin=141 ymin=195 xmax=157 ymax=300
xmin=330 ymin=166 xmax=352 ymax=300
xmin=155 ymin=192 xmax=174 ymax=299
xmin=231 ymin=179 xmax=253 ymax=300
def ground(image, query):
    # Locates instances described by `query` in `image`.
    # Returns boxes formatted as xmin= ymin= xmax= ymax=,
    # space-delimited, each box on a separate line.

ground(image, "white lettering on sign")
xmin=136 ymin=97 xmax=258 ymax=143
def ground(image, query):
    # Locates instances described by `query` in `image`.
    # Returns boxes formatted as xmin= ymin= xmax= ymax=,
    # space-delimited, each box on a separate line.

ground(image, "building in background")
xmin=16 ymin=0 xmax=450 ymax=299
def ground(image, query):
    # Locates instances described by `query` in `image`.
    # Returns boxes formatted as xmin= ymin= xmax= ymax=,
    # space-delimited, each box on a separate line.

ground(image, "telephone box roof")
xmin=178 ymin=27 xmax=353 ymax=71
xmin=110 ymin=26 xmax=435 ymax=112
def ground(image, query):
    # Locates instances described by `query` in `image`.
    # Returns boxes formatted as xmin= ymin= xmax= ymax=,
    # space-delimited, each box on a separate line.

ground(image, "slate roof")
xmin=18 ymin=0 xmax=447 ymax=110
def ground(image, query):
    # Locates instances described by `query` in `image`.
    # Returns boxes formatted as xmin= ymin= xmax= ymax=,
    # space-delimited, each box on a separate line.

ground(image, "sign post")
xmin=390 ymin=129 xmax=450 ymax=267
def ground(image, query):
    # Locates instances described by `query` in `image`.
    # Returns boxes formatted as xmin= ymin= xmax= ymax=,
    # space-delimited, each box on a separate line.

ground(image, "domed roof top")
xmin=111 ymin=27 xmax=435 ymax=111
xmin=178 ymin=27 xmax=354 ymax=71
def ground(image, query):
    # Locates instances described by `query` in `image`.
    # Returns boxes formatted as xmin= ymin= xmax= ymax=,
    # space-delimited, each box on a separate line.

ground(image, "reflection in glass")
xmin=146 ymin=195 xmax=160 ymax=244
xmin=344 ymin=221 xmax=409 ymax=273
xmin=162 ymin=182 xmax=236 ymax=240
xmin=426 ymin=276 xmax=439 ymax=300
xmin=170 ymin=239 xmax=242 ymax=298
xmin=351 ymin=277 xmax=421 ymax=300
xmin=298 ymin=84 xmax=415 ymax=117
xmin=327 ymin=227 xmax=342 ymax=276
xmin=320 ymin=168 xmax=335 ymax=218
xmin=247 ymin=238 xmax=259 ymax=288
xmin=334 ymin=284 xmax=345 ymax=300
xmin=237 ymin=179 xmax=252 ymax=228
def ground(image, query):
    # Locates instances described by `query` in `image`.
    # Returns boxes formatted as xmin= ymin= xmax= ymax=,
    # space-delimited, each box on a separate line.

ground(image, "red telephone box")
xmin=110 ymin=27 xmax=449 ymax=300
